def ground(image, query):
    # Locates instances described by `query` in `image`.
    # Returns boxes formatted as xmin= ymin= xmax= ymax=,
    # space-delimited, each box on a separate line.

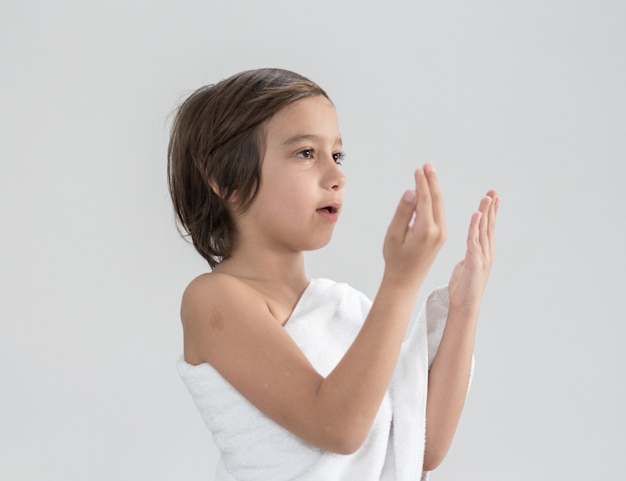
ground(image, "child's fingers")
xmin=413 ymin=166 xmax=434 ymax=225
xmin=467 ymin=211 xmax=482 ymax=248
xmin=414 ymin=167 xmax=431 ymax=209
xmin=387 ymin=190 xmax=417 ymax=243
xmin=487 ymin=191 xmax=498 ymax=256
xmin=478 ymin=196 xmax=492 ymax=256
xmin=424 ymin=163 xmax=445 ymax=228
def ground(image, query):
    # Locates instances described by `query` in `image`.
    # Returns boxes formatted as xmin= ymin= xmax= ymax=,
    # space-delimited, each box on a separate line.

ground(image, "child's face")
xmin=238 ymin=95 xmax=346 ymax=252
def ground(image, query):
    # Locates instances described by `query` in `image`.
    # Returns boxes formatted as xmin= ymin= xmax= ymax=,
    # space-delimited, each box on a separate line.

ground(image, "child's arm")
xmin=182 ymin=164 xmax=445 ymax=455
xmin=423 ymin=190 xmax=499 ymax=471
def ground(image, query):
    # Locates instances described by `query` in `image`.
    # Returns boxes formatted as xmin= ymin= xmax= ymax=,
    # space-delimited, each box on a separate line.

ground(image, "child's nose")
xmin=325 ymin=158 xmax=346 ymax=191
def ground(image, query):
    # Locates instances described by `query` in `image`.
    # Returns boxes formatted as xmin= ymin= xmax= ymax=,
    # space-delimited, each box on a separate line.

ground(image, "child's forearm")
xmin=423 ymin=306 xmax=478 ymax=471
xmin=316 ymin=274 xmax=422 ymax=453
xmin=422 ymin=190 xmax=498 ymax=470
xmin=314 ymin=165 xmax=445 ymax=454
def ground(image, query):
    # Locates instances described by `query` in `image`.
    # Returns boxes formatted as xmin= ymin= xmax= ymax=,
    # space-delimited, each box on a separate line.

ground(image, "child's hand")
xmin=383 ymin=164 xmax=446 ymax=289
xmin=448 ymin=190 xmax=499 ymax=315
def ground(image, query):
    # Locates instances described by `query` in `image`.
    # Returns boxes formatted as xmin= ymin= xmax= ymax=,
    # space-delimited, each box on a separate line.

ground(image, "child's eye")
xmin=333 ymin=151 xmax=345 ymax=166
xmin=296 ymin=149 xmax=314 ymax=160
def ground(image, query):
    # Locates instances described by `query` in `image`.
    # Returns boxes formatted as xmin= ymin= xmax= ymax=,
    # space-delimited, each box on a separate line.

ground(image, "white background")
xmin=2 ymin=1 xmax=625 ymax=479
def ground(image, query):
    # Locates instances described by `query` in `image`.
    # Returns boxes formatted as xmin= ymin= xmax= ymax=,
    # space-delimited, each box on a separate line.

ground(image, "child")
xmin=169 ymin=68 xmax=498 ymax=481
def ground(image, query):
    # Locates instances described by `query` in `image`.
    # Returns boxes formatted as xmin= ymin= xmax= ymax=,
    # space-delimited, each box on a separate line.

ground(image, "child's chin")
xmin=304 ymin=235 xmax=334 ymax=252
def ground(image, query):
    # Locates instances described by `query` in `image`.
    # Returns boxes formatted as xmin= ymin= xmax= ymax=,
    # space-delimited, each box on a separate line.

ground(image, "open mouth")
xmin=318 ymin=206 xmax=339 ymax=214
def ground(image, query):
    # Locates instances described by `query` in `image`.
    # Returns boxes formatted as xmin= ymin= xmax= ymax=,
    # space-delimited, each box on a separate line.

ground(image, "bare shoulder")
xmin=181 ymin=272 xmax=266 ymax=315
xmin=181 ymin=272 xmax=270 ymax=365
xmin=178 ymin=273 xmax=371 ymax=453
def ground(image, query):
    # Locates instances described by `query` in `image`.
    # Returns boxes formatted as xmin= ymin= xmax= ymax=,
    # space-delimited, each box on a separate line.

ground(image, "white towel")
xmin=178 ymin=279 xmax=452 ymax=481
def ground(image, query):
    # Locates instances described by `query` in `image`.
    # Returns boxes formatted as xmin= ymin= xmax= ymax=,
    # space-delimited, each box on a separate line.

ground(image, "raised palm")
xmin=448 ymin=191 xmax=499 ymax=316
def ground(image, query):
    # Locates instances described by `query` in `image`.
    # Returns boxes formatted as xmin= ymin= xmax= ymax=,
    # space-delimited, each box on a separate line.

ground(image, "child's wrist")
xmin=381 ymin=269 xmax=424 ymax=295
xmin=447 ymin=302 xmax=481 ymax=323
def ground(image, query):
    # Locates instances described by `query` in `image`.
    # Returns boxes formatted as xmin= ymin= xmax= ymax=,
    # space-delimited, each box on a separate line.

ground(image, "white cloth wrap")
xmin=178 ymin=279 xmax=455 ymax=481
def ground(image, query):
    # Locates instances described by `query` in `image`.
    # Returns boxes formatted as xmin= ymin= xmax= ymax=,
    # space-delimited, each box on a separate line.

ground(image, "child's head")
xmin=168 ymin=68 xmax=329 ymax=268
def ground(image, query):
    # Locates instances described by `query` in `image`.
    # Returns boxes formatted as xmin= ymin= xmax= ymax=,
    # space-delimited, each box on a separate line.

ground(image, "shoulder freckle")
xmin=209 ymin=305 xmax=225 ymax=331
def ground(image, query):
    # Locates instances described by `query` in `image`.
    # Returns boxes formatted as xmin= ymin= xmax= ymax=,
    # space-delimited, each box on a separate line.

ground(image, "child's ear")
xmin=208 ymin=178 xmax=240 ymax=204
xmin=208 ymin=178 xmax=223 ymax=197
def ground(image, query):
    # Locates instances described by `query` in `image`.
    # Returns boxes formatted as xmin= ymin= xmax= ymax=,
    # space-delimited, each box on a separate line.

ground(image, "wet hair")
xmin=167 ymin=68 xmax=329 ymax=268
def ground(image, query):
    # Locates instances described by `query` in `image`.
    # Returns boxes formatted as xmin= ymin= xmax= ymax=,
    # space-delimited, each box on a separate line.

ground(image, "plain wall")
xmin=1 ymin=0 xmax=625 ymax=479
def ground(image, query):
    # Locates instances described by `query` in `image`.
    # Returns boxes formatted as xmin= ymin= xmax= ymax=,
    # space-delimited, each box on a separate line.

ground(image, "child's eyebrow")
xmin=281 ymin=134 xmax=342 ymax=147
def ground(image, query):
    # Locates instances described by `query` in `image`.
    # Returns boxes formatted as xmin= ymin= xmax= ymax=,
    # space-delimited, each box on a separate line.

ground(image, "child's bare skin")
xmin=178 ymin=92 xmax=499 ymax=468
xmin=425 ymin=190 xmax=499 ymax=470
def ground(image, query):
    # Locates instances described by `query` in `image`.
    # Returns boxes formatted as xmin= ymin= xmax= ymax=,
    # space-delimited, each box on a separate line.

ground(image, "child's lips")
xmin=316 ymin=203 xmax=342 ymax=221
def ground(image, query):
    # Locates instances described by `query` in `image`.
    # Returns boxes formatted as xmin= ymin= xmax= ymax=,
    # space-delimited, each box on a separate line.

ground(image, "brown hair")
xmin=167 ymin=68 xmax=329 ymax=268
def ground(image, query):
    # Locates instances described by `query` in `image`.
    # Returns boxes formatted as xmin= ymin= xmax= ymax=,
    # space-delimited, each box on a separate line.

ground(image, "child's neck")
xmin=215 ymin=247 xmax=308 ymax=292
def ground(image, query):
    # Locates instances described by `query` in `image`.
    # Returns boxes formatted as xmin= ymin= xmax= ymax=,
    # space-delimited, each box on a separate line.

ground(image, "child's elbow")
xmin=329 ymin=433 xmax=366 ymax=456
xmin=422 ymin=447 xmax=447 ymax=472
xmin=322 ymin=428 xmax=367 ymax=455
xmin=422 ymin=457 xmax=442 ymax=472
